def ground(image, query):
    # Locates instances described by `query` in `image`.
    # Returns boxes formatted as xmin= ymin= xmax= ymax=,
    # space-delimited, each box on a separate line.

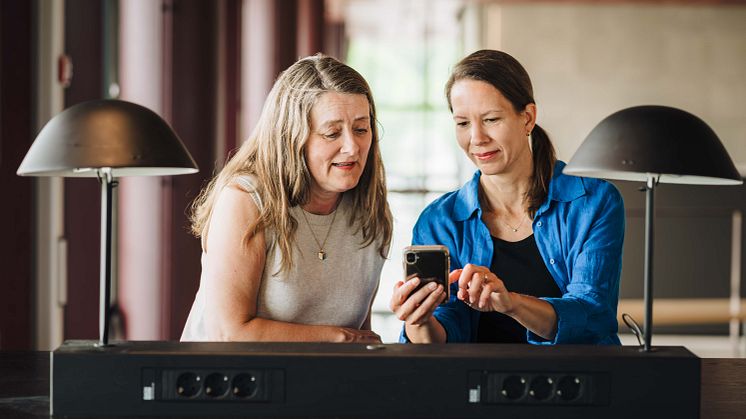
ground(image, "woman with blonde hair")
xmin=182 ymin=55 xmax=392 ymax=342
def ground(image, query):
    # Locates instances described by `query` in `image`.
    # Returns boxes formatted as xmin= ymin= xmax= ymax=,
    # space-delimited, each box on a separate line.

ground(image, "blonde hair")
xmin=190 ymin=54 xmax=392 ymax=272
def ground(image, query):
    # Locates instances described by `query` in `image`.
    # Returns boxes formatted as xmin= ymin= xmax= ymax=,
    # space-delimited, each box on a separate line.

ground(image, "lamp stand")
xmin=97 ymin=168 xmax=116 ymax=347
xmin=643 ymin=175 xmax=659 ymax=352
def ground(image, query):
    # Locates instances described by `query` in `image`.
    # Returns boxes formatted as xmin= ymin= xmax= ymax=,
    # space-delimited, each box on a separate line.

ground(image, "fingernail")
xmin=427 ymin=282 xmax=437 ymax=290
xmin=410 ymin=277 xmax=420 ymax=285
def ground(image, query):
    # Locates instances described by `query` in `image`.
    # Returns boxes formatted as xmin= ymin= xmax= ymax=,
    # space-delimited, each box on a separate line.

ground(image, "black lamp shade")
xmin=563 ymin=105 xmax=742 ymax=185
xmin=17 ymin=99 xmax=198 ymax=177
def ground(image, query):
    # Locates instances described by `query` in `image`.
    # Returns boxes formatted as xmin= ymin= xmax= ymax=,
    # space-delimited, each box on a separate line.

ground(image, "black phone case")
xmin=403 ymin=246 xmax=450 ymax=298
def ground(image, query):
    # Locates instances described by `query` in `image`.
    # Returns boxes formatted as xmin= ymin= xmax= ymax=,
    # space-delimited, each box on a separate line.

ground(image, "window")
xmin=343 ymin=0 xmax=471 ymax=341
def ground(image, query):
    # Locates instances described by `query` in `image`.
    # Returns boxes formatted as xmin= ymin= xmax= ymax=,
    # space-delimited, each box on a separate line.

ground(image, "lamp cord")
xmin=622 ymin=312 xmax=644 ymax=348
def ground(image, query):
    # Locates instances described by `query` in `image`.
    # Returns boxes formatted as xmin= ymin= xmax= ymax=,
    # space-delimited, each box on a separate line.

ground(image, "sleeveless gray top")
xmin=181 ymin=176 xmax=385 ymax=341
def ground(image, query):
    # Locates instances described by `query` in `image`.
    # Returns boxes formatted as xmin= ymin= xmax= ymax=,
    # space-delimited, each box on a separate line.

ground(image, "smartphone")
xmin=403 ymin=245 xmax=450 ymax=303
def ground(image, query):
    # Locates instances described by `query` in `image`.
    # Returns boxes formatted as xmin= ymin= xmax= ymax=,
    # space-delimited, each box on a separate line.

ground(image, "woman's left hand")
xmin=450 ymin=264 xmax=516 ymax=314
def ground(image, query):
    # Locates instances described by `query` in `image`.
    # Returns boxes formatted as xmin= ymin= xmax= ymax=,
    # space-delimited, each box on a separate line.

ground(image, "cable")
xmin=622 ymin=313 xmax=644 ymax=348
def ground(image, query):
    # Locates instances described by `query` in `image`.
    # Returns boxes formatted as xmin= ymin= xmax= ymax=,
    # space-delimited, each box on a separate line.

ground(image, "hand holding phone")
xmin=403 ymin=245 xmax=450 ymax=303
xmin=390 ymin=245 xmax=451 ymax=331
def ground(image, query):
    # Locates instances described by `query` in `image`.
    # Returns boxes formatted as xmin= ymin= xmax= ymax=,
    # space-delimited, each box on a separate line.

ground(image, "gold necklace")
xmin=485 ymin=209 xmax=528 ymax=233
xmin=299 ymin=206 xmax=338 ymax=260
xmin=500 ymin=213 xmax=528 ymax=232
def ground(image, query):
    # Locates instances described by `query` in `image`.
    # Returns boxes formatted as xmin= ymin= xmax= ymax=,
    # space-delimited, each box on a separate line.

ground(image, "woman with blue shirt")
xmin=390 ymin=50 xmax=625 ymax=345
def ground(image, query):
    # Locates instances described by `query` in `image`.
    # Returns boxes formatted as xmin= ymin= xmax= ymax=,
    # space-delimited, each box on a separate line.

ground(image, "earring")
xmin=527 ymin=132 xmax=533 ymax=154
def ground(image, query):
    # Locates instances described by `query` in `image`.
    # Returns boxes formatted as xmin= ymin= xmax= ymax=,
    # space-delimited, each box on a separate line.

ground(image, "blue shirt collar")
xmin=452 ymin=160 xmax=587 ymax=221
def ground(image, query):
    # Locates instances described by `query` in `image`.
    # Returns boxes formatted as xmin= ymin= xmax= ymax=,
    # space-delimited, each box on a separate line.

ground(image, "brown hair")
xmin=445 ymin=49 xmax=556 ymax=217
xmin=190 ymin=54 xmax=392 ymax=272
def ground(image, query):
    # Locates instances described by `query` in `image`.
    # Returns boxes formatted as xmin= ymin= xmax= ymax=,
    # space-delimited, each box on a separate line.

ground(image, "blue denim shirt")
xmin=400 ymin=161 xmax=625 ymax=345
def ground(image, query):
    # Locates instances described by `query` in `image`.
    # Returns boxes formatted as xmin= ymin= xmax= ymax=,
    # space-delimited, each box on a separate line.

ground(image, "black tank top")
xmin=476 ymin=234 xmax=561 ymax=343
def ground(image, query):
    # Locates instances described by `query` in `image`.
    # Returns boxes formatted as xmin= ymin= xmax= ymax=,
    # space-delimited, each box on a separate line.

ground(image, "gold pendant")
xmin=318 ymin=251 xmax=326 ymax=260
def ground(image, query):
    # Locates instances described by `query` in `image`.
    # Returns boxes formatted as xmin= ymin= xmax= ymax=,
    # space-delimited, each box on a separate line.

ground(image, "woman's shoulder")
xmin=212 ymin=180 xmax=261 ymax=220
xmin=421 ymin=172 xmax=481 ymax=219
xmin=229 ymin=173 xmax=260 ymax=193
xmin=579 ymin=176 xmax=623 ymax=207
xmin=551 ymin=162 xmax=623 ymax=207
xmin=551 ymin=172 xmax=624 ymax=229
xmin=412 ymin=184 xmax=475 ymax=243
xmin=223 ymin=173 xmax=265 ymax=209
xmin=418 ymin=189 xmax=461 ymax=221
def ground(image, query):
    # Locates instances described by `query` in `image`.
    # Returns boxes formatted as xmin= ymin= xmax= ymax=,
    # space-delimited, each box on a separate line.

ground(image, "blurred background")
xmin=1 ymin=0 xmax=746 ymax=354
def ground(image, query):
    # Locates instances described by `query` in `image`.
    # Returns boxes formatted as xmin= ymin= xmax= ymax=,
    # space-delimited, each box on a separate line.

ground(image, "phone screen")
xmin=403 ymin=245 xmax=450 ymax=303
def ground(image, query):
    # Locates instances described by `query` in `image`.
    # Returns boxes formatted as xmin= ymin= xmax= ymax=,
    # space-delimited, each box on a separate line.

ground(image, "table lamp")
xmin=564 ymin=105 xmax=742 ymax=352
xmin=17 ymin=99 xmax=198 ymax=346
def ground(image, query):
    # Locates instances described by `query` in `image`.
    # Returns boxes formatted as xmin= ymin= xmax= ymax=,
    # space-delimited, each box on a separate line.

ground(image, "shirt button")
xmin=549 ymin=258 xmax=555 ymax=265
xmin=536 ymin=221 xmax=543 ymax=227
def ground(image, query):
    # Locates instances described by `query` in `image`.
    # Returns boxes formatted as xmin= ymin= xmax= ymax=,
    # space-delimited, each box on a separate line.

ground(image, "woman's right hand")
xmin=390 ymin=277 xmax=446 ymax=326
xmin=334 ymin=328 xmax=382 ymax=343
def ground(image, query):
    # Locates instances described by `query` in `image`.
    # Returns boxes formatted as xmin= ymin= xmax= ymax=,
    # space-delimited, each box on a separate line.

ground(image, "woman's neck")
xmin=303 ymin=189 xmax=342 ymax=215
xmin=479 ymin=165 xmax=532 ymax=216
